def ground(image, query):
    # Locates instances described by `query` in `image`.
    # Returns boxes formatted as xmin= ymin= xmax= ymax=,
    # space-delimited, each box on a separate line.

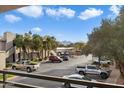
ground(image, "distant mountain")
xmin=60 ymin=41 xmax=73 ymax=46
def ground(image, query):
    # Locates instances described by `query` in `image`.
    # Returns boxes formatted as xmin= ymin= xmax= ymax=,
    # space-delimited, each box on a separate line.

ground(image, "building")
xmin=0 ymin=32 xmax=15 ymax=69
xmin=56 ymin=47 xmax=75 ymax=55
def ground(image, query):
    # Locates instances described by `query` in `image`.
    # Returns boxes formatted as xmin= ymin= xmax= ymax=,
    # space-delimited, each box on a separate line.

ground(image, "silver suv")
xmin=76 ymin=65 xmax=111 ymax=79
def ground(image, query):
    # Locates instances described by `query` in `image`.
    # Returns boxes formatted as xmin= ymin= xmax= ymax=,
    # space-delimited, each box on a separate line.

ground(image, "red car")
xmin=49 ymin=55 xmax=62 ymax=63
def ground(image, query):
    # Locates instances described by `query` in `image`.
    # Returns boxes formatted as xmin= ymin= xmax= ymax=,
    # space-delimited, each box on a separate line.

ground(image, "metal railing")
xmin=0 ymin=70 xmax=124 ymax=88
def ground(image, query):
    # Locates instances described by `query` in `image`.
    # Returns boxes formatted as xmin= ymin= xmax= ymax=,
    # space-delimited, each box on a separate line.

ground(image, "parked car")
xmin=12 ymin=60 xmax=40 ymax=73
xmin=49 ymin=55 xmax=63 ymax=63
xmin=62 ymin=74 xmax=96 ymax=88
xmin=93 ymin=57 xmax=112 ymax=65
xmin=60 ymin=55 xmax=69 ymax=61
xmin=76 ymin=65 xmax=111 ymax=79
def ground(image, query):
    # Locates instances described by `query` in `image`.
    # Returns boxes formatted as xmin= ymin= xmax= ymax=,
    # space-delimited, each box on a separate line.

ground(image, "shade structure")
xmin=0 ymin=5 xmax=27 ymax=13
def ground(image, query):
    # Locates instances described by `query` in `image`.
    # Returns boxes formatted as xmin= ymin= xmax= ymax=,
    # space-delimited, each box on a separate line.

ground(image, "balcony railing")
xmin=0 ymin=70 xmax=124 ymax=88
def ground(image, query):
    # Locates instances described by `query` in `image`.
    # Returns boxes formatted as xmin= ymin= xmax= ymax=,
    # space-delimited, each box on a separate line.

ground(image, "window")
xmin=87 ymin=66 xmax=97 ymax=70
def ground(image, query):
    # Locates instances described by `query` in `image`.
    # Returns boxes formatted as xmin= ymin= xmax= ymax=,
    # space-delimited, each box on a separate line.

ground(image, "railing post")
xmin=3 ymin=72 xmax=6 ymax=88
xmin=87 ymin=85 xmax=93 ymax=88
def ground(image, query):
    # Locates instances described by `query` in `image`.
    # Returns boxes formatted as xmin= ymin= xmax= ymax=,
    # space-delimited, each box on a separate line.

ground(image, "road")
xmin=6 ymin=55 xmax=104 ymax=88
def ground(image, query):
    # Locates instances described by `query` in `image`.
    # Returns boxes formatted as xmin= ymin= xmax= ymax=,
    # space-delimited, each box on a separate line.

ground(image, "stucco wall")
xmin=0 ymin=51 xmax=6 ymax=70
xmin=4 ymin=32 xmax=15 ymax=50
xmin=0 ymin=41 xmax=6 ymax=51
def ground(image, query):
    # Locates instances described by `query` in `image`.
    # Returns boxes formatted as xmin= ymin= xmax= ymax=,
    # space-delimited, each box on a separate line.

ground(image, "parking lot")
xmin=5 ymin=55 xmax=112 ymax=88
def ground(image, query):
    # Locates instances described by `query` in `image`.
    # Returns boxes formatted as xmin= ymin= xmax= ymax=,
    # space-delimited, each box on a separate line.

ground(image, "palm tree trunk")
xmin=40 ymin=49 xmax=43 ymax=59
xmin=41 ymin=49 xmax=43 ymax=59
xmin=48 ymin=50 xmax=50 ymax=57
xmin=45 ymin=49 xmax=47 ymax=58
xmin=28 ymin=48 xmax=30 ymax=59
xmin=37 ymin=51 xmax=40 ymax=59
xmin=19 ymin=48 xmax=21 ymax=61
xmin=31 ymin=50 xmax=34 ymax=60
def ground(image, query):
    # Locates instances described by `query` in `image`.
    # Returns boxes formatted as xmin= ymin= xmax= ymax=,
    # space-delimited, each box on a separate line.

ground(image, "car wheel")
xmin=100 ymin=73 xmax=108 ymax=79
xmin=64 ymin=83 xmax=71 ymax=88
xmin=50 ymin=60 xmax=53 ymax=63
xmin=12 ymin=66 xmax=16 ymax=70
xmin=79 ymin=71 xmax=85 ymax=75
xmin=27 ymin=67 xmax=32 ymax=73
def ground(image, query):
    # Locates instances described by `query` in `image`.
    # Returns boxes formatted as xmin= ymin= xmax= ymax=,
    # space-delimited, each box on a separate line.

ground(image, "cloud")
xmin=78 ymin=8 xmax=103 ymax=20
xmin=31 ymin=27 xmax=42 ymax=33
xmin=5 ymin=14 xmax=21 ymax=23
xmin=46 ymin=7 xmax=75 ymax=18
xmin=17 ymin=6 xmax=43 ymax=18
xmin=108 ymin=5 xmax=122 ymax=19
xmin=109 ymin=5 xmax=121 ymax=16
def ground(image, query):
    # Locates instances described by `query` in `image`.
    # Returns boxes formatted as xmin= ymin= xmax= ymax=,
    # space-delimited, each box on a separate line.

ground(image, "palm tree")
xmin=43 ymin=36 xmax=48 ymax=59
xmin=73 ymin=42 xmax=85 ymax=55
xmin=31 ymin=34 xmax=43 ymax=60
xmin=23 ymin=32 xmax=32 ymax=59
xmin=43 ymin=36 xmax=58 ymax=57
xmin=13 ymin=34 xmax=24 ymax=61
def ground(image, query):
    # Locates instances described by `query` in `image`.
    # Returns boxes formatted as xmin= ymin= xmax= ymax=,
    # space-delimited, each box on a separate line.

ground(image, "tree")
xmin=73 ymin=42 xmax=85 ymax=55
xmin=82 ymin=44 xmax=92 ymax=56
xmin=14 ymin=32 xmax=58 ymax=61
xmin=13 ymin=34 xmax=24 ymax=61
xmin=113 ymin=6 xmax=124 ymax=76
xmin=87 ymin=19 xmax=117 ymax=63
xmin=85 ymin=6 xmax=124 ymax=76
xmin=43 ymin=36 xmax=58 ymax=58
xmin=74 ymin=42 xmax=84 ymax=51
xmin=23 ymin=32 xmax=32 ymax=59
xmin=31 ymin=34 xmax=43 ymax=59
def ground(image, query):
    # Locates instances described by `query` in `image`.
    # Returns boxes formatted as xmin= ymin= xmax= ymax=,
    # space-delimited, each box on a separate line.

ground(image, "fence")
xmin=0 ymin=70 xmax=124 ymax=88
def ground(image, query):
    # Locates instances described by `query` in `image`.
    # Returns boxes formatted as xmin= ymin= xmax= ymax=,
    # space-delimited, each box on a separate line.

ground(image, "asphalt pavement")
xmin=2 ymin=55 xmax=99 ymax=88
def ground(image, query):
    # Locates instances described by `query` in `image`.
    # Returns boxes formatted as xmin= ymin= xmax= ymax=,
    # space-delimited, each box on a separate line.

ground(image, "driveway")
xmin=5 ymin=55 xmax=94 ymax=88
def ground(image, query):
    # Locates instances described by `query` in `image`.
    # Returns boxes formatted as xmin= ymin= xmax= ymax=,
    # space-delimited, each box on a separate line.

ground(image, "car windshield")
xmin=101 ymin=59 xmax=106 ymax=61
xmin=69 ymin=76 xmax=91 ymax=81
xmin=82 ymin=76 xmax=91 ymax=81
xmin=87 ymin=66 xmax=97 ymax=69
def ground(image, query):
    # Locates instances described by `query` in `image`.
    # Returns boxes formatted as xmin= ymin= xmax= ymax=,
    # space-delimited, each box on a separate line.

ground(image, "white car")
xmin=93 ymin=58 xmax=112 ymax=65
xmin=62 ymin=74 xmax=96 ymax=88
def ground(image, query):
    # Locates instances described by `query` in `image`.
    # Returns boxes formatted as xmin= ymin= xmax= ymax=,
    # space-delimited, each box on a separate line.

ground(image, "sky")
xmin=0 ymin=5 xmax=122 ymax=42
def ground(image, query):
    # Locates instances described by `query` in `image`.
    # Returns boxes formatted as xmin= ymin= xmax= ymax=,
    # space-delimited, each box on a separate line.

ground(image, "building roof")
xmin=0 ymin=5 xmax=27 ymax=13
xmin=57 ymin=47 xmax=74 ymax=50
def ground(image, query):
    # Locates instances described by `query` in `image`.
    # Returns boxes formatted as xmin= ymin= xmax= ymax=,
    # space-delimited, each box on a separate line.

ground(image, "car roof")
xmin=87 ymin=65 xmax=97 ymax=67
xmin=65 ymin=74 xmax=93 ymax=81
xmin=67 ymin=74 xmax=84 ymax=78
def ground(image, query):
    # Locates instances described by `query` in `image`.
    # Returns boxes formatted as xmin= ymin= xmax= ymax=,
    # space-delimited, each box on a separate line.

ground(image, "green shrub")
xmin=44 ymin=57 xmax=47 ymax=60
xmin=39 ymin=58 xmax=42 ymax=61
xmin=32 ymin=58 xmax=38 ymax=62
xmin=6 ymin=63 xmax=12 ymax=68
xmin=30 ymin=61 xmax=38 ymax=65
xmin=0 ymin=74 xmax=15 ymax=80
xmin=6 ymin=61 xmax=13 ymax=68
